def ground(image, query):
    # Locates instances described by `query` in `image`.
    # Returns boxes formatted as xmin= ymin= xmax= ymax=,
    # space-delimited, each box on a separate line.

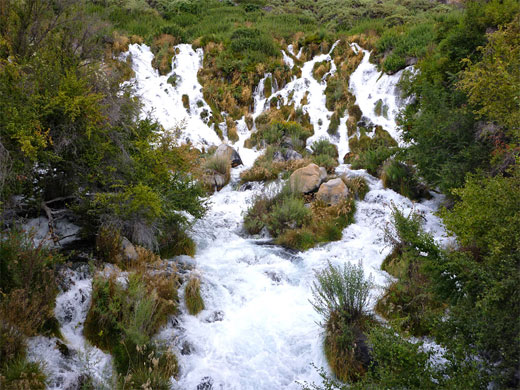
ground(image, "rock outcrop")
xmin=289 ymin=163 xmax=327 ymax=193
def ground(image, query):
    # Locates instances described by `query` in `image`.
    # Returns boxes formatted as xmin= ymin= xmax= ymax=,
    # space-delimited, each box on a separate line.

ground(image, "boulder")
xmin=290 ymin=163 xmax=327 ymax=193
xmin=215 ymin=144 xmax=243 ymax=167
xmin=316 ymin=178 xmax=350 ymax=205
xmin=273 ymin=149 xmax=303 ymax=162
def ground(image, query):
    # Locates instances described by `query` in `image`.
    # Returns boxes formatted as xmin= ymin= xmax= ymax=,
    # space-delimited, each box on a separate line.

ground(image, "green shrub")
xmin=380 ymin=159 xmax=430 ymax=200
xmin=311 ymin=261 xmax=374 ymax=381
xmin=311 ymin=139 xmax=339 ymax=172
xmin=185 ymin=276 xmax=205 ymax=315
xmin=267 ymin=196 xmax=311 ymax=236
xmin=377 ymin=207 xmax=443 ymax=336
xmin=0 ymin=229 xmax=61 ymax=337
xmin=349 ymin=146 xmax=394 ymax=176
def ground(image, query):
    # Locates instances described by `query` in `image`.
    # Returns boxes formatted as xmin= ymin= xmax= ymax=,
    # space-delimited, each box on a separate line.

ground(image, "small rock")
xmin=56 ymin=340 xmax=71 ymax=357
xmin=197 ymin=377 xmax=214 ymax=390
xmin=181 ymin=340 xmax=193 ymax=355
xmin=284 ymin=149 xmax=302 ymax=161
xmin=316 ymin=178 xmax=350 ymax=205
xmin=205 ymin=311 xmax=224 ymax=323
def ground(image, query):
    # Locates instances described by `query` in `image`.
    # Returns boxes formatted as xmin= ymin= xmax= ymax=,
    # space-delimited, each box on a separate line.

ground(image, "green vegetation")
xmin=185 ymin=276 xmax=205 ymax=315
xmin=380 ymin=159 xmax=430 ymax=201
xmin=310 ymin=139 xmax=339 ymax=173
xmin=244 ymin=184 xmax=356 ymax=250
xmin=84 ymin=263 xmax=179 ymax=387
xmin=0 ymin=229 xmax=63 ymax=389
xmin=311 ymin=261 xmax=374 ymax=381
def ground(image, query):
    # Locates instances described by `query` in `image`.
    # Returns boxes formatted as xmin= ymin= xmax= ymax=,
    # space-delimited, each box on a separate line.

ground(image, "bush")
xmin=311 ymin=261 xmax=374 ymax=381
xmin=0 ymin=229 xmax=61 ymax=337
xmin=185 ymin=276 xmax=205 ymax=315
xmin=380 ymin=159 xmax=430 ymax=200
xmin=311 ymin=139 xmax=339 ymax=172
xmin=267 ymin=196 xmax=311 ymax=236
xmin=377 ymin=207 xmax=443 ymax=336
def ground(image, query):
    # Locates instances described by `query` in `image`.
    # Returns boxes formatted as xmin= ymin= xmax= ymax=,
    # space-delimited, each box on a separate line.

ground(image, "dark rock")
xmin=281 ymin=136 xmax=294 ymax=149
xmin=181 ymin=340 xmax=193 ymax=355
xmin=197 ymin=376 xmax=214 ymax=390
xmin=354 ymin=332 xmax=373 ymax=370
xmin=205 ymin=311 xmax=224 ymax=323
xmin=56 ymin=340 xmax=71 ymax=357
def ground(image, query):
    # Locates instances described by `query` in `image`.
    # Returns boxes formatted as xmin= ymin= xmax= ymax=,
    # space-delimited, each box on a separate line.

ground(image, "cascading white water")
xmin=122 ymin=44 xmax=222 ymax=148
xmin=27 ymin=42 xmax=450 ymax=390
xmin=349 ymin=44 xmax=414 ymax=145
xmin=27 ymin=266 xmax=112 ymax=389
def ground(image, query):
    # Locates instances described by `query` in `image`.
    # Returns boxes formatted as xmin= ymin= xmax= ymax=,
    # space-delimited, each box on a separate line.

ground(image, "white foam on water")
xmin=27 ymin=267 xmax=112 ymax=389
xmin=349 ymin=45 xmax=414 ymax=144
xmin=124 ymin=44 xmax=222 ymax=148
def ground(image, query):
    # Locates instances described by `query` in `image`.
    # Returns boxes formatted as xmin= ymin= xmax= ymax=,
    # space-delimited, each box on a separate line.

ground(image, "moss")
xmin=185 ymin=277 xmax=204 ymax=315
xmin=348 ymin=104 xmax=363 ymax=123
xmin=182 ymin=94 xmax=190 ymax=111
xmin=264 ymin=76 xmax=272 ymax=98
xmin=327 ymin=111 xmax=341 ymax=135
xmin=151 ymin=34 xmax=177 ymax=75
xmin=226 ymin=117 xmax=239 ymax=142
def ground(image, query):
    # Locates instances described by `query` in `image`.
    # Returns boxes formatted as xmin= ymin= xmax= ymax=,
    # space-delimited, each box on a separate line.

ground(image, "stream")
xmin=27 ymin=42 xmax=451 ymax=390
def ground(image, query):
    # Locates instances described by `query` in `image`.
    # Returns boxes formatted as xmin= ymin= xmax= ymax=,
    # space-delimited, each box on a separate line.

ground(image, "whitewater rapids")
xmin=27 ymin=42 xmax=451 ymax=390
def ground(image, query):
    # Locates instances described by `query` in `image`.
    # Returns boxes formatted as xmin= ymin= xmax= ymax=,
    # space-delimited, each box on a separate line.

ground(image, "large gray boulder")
xmin=289 ymin=163 xmax=327 ymax=193
xmin=215 ymin=144 xmax=243 ymax=167
xmin=316 ymin=178 xmax=350 ymax=205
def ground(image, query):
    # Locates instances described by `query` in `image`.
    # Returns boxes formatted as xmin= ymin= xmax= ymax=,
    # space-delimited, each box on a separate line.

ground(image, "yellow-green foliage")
xmin=185 ymin=277 xmax=204 ymax=315
xmin=458 ymin=16 xmax=520 ymax=135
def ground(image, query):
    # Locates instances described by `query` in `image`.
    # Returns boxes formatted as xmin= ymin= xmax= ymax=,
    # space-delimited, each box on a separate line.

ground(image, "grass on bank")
xmin=84 ymin=254 xmax=180 ymax=388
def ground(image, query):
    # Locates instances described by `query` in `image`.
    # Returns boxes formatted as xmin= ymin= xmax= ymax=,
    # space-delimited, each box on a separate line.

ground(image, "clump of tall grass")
xmin=311 ymin=261 xmax=374 ymax=382
xmin=185 ymin=276 xmax=205 ymax=315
